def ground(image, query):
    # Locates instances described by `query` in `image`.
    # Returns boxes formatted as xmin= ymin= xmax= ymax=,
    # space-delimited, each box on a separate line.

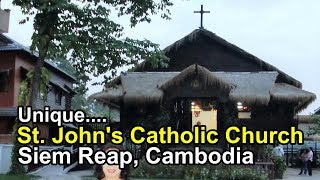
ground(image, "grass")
xmin=0 ymin=174 xmax=38 ymax=180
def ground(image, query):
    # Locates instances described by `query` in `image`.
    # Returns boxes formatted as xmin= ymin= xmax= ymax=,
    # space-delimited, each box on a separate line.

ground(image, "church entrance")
xmin=191 ymin=101 xmax=217 ymax=130
xmin=170 ymin=98 xmax=219 ymax=131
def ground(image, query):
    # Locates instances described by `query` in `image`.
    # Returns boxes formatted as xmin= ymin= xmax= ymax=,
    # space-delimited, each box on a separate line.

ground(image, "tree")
xmin=310 ymin=114 xmax=320 ymax=135
xmin=11 ymin=0 xmax=175 ymax=174
xmin=13 ymin=0 xmax=173 ymax=106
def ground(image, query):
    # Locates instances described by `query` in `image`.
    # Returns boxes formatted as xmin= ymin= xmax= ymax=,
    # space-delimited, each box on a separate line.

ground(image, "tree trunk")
xmin=29 ymin=45 xmax=49 ymax=107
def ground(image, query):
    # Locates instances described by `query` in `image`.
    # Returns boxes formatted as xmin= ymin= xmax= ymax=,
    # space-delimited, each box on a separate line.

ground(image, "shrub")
xmin=273 ymin=156 xmax=287 ymax=179
xmin=130 ymin=160 xmax=268 ymax=180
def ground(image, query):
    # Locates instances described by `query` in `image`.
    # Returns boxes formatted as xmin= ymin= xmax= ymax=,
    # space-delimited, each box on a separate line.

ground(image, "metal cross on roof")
xmin=193 ymin=5 xmax=210 ymax=29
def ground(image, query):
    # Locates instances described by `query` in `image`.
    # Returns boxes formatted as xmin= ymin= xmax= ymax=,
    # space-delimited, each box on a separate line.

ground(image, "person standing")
xmin=272 ymin=142 xmax=284 ymax=158
xmin=298 ymin=149 xmax=308 ymax=175
xmin=306 ymin=147 xmax=314 ymax=176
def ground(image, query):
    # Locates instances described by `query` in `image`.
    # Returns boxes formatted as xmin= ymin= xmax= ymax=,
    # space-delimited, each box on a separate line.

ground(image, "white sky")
xmin=2 ymin=0 xmax=319 ymax=114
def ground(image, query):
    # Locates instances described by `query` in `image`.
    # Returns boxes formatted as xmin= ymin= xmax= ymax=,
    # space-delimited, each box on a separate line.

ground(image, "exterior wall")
xmin=35 ymin=87 xmax=67 ymax=110
xmin=15 ymin=54 xmax=73 ymax=110
xmin=0 ymin=144 xmax=13 ymax=174
xmin=0 ymin=52 xmax=74 ymax=142
xmin=0 ymin=8 xmax=10 ymax=33
xmin=248 ymin=103 xmax=295 ymax=130
xmin=0 ymin=52 xmax=15 ymax=107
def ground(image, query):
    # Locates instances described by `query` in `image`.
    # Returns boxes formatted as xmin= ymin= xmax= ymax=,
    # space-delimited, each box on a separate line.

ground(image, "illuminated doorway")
xmin=191 ymin=101 xmax=217 ymax=130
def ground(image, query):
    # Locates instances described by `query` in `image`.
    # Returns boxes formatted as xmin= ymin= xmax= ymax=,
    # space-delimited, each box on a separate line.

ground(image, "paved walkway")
xmin=28 ymin=165 xmax=93 ymax=180
xmin=282 ymin=168 xmax=320 ymax=180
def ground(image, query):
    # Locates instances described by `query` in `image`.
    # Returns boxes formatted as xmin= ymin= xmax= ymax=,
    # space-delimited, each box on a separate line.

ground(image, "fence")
xmin=284 ymin=142 xmax=319 ymax=167
xmin=0 ymin=144 xmax=13 ymax=174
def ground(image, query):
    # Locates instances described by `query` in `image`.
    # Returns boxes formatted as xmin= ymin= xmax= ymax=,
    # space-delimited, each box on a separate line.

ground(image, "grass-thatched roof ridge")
xmin=89 ymin=85 xmax=124 ymax=104
xmin=163 ymin=28 xmax=302 ymax=88
xmin=270 ymin=83 xmax=316 ymax=108
xmin=160 ymin=64 xmax=232 ymax=92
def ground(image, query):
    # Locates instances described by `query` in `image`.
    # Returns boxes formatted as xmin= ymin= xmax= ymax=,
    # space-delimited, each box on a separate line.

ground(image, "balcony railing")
xmin=0 ymin=8 xmax=10 ymax=33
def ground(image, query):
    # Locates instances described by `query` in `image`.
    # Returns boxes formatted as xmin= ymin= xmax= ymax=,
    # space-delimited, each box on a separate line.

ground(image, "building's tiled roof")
xmin=0 ymin=107 xmax=16 ymax=117
xmin=315 ymin=107 xmax=320 ymax=115
xmin=0 ymin=33 xmax=76 ymax=82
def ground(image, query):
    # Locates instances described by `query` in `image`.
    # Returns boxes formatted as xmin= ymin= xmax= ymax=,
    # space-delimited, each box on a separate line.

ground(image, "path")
xmin=282 ymin=168 xmax=320 ymax=180
xmin=28 ymin=165 xmax=93 ymax=180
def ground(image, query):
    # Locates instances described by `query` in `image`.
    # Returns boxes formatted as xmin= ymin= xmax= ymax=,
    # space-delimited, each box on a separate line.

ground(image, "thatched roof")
xmin=221 ymin=71 xmax=278 ymax=105
xmin=120 ymin=72 xmax=166 ymax=105
xmin=160 ymin=64 xmax=232 ymax=93
xmin=133 ymin=28 xmax=301 ymax=88
xmin=90 ymin=85 xmax=124 ymax=105
xmin=165 ymin=29 xmax=302 ymax=88
xmin=296 ymin=115 xmax=315 ymax=124
xmin=92 ymin=64 xmax=315 ymax=109
xmin=270 ymin=83 xmax=316 ymax=111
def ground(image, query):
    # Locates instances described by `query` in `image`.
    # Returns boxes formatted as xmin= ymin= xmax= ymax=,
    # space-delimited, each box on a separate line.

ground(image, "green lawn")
xmin=0 ymin=174 xmax=38 ymax=180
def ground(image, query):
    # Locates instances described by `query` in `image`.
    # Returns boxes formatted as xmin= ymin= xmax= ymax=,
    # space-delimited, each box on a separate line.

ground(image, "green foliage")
xmin=273 ymin=156 xmax=287 ymax=179
xmin=18 ymin=68 xmax=51 ymax=105
xmin=0 ymin=174 xmax=37 ymax=180
xmin=10 ymin=68 xmax=50 ymax=174
xmin=310 ymin=114 xmax=320 ymax=135
xmin=130 ymin=160 xmax=268 ymax=180
xmin=13 ymin=0 xmax=173 ymax=94
xmin=8 ymin=122 xmax=26 ymax=174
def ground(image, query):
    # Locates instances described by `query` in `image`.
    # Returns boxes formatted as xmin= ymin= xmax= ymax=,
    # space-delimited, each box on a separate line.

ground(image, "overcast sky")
xmin=2 ymin=0 xmax=319 ymax=114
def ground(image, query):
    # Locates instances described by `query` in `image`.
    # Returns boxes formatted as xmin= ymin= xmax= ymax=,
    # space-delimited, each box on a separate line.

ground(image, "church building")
xmin=91 ymin=7 xmax=316 ymax=139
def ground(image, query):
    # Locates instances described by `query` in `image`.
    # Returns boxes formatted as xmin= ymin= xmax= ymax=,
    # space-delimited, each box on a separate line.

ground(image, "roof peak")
xmin=162 ymin=28 xmax=302 ymax=88
xmin=160 ymin=64 xmax=233 ymax=92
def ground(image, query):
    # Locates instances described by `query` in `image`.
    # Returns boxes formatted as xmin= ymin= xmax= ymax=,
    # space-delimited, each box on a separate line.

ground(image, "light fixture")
xmin=237 ymin=102 xmax=242 ymax=105
xmin=237 ymin=105 xmax=243 ymax=109
xmin=191 ymin=102 xmax=195 ymax=105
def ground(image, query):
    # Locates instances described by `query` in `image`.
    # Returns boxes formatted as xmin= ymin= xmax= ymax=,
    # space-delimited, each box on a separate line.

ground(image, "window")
xmin=0 ymin=69 xmax=10 ymax=92
xmin=55 ymin=90 xmax=62 ymax=105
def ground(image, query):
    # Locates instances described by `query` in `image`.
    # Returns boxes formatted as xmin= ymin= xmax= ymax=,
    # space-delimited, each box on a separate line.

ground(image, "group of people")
xmin=298 ymin=147 xmax=314 ymax=176
xmin=272 ymin=143 xmax=315 ymax=177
